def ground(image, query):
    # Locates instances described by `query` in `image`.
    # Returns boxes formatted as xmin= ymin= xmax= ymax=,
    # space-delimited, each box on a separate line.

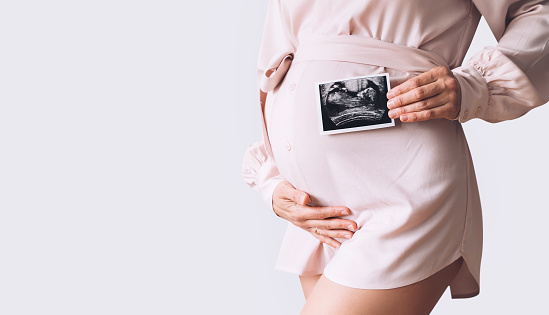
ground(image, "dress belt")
xmin=260 ymin=34 xmax=450 ymax=93
xmin=258 ymin=34 xmax=450 ymax=156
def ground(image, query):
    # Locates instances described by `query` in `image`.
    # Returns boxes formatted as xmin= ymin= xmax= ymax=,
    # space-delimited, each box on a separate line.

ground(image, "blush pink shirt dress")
xmin=241 ymin=0 xmax=549 ymax=299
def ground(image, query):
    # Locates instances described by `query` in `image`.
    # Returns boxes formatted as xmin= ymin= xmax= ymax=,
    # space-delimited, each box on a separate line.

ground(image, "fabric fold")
xmin=242 ymin=140 xmax=287 ymax=213
xmin=293 ymin=35 xmax=449 ymax=72
xmin=241 ymin=0 xmax=549 ymax=302
xmin=259 ymin=51 xmax=294 ymax=93
xmin=453 ymin=47 xmax=546 ymax=123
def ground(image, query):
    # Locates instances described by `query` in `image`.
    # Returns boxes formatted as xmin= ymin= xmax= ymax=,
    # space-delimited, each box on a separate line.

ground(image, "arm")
xmin=386 ymin=0 xmax=549 ymax=123
xmin=241 ymin=0 xmax=294 ymax=213
xmin=242 ymin=140 xmax=287 ymax=213
xmin=243 ymin=142 xmax=358 ymax=249
xmin=242 ymin=1 xmax=358 ymax=247
xmin=452 ymin=0 xmax=548 ymax=123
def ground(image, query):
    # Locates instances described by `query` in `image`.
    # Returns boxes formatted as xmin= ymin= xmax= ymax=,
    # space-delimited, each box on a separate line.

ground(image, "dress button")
xmin=463 ymin=109 xmax=470 ymax=119
xmin=475 ymin=107 xmax=483 ymax=115
xmin=283 ymin=142 xmax=292 ymax=151
xmin=289 ymin=83 xmax=296 ymax=91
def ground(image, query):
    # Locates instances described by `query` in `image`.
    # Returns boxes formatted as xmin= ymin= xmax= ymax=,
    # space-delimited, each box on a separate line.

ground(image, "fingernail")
xmin=389 ymin=110 xmax=397 ymax=118
xmin=348 ymin=225 xmax=354 ymax=231
xmin=387 ymin=100 xmax=394 ymax=109
xmin=341 ymin=210 xmax=349 ymax=215
xmin=400 ymin=114 xmax=409 ymax=122
xmin=387 ymin=91 xmax=395 ymax=99
xmin=345 ymin=234 xmax=352 ymax=239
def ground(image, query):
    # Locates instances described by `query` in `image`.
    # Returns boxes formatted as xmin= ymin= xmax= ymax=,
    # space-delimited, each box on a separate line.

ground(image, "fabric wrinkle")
xmin=242 ymin=0 xmax=549 ymax=300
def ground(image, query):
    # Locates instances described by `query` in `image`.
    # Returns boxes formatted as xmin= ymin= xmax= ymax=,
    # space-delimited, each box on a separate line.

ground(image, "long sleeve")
xmin=241 ymin=0 xmax=295 ymax=213
xmin=242 ymin=140 xmax=286 ymax=213
xmin=452 ymin=0 xmax=549 ymax=123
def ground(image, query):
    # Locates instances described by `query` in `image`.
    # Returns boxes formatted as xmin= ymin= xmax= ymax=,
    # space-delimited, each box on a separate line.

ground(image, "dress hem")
xmin=275 ymin=250 xmax=480 ymax=299
xmin=322 ymin=252 xmax=464 ymax=291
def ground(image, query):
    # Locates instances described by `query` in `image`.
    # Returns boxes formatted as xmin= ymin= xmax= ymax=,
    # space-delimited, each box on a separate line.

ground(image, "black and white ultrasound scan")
xmin=316 ymin=74 xmax=395 ymax=135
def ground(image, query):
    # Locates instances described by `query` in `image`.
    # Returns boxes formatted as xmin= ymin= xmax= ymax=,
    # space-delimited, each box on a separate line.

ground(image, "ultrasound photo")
xmin=315 ymin=74 xmax=395 ymax=135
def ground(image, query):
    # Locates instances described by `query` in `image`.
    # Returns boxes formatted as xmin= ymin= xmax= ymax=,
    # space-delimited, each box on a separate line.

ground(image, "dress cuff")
xmin=242 ymin=141 xmax=287 ymax=214
xmin=452 ymin=48 xmax=546 ymax=123
xmin=257 ymin=158 xmax=287 ymax=214
xmin=452 ymin=63 xmax=489 ymax=123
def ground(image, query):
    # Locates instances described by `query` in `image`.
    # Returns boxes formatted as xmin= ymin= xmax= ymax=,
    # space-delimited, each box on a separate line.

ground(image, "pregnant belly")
xmin=265 ymin=60 xmax=467 ymax=214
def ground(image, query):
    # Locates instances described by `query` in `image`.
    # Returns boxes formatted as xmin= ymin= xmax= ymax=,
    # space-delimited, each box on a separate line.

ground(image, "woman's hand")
xmin=386 ymin=66 xmax=461 ymax=122
xmin=272 ymin=181 xmax=357 ymax=249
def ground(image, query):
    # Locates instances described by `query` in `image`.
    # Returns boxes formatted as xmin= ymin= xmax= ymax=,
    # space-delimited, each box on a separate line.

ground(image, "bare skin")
xmin=387 ymin=66 xmax=461 ymax=122
xmin=272 ymin=181 xmax=357 ymax=249
xmin=299 ymin=274 xmax=322 ymax=300
xmin=300 ymin=257 xmax=464 ymax=315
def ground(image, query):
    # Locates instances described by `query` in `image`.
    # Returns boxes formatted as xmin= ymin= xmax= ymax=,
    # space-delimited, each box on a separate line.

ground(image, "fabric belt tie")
xmin=258 ymin=34 xmax=450 ymax=156
xmin=260 ymin=34 xmax=450 ymax=93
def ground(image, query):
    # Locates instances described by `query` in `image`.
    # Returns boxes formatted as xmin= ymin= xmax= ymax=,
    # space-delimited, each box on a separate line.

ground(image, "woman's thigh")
xmin=299 ymin=274 xmax=322 ymax=300
xmin=300 ymin=257 xmax=463 ymax=315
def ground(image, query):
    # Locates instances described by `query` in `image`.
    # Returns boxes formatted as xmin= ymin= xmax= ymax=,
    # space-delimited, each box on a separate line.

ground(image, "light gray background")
xmin=0 ymin=1 xmax=547 ymax=314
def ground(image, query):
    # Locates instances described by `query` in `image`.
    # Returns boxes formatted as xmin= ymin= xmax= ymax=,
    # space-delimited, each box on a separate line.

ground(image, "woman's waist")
xmin=293 ymin=34 xmax=448 ymax=73
xmin=260 ymin=34 xmax=449 ymax=94
xmin=268 ymin=59 xmax=464 ymax=144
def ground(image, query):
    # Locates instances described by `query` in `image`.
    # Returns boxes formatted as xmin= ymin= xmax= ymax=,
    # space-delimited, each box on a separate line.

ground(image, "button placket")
xmin=463 ymin=109 xmax=470 ymax=120
xmin=283 ymin=82 xmax=296 ymax=151
xmin=289 ymin=83 xmax=296 ymax=91
xmin=283 ymin=80 xmax=297 ymax=153
xmin=282 ymin=105 xmax=294 ymax=152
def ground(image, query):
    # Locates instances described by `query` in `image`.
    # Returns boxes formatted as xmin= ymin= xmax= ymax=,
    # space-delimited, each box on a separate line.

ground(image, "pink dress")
xmin=242 ymin=0 xmax=548 ymax=299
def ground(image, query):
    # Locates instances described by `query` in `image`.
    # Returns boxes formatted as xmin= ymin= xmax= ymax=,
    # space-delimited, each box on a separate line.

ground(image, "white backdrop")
xmin=0 ymin=1 xmax=547 ymax=314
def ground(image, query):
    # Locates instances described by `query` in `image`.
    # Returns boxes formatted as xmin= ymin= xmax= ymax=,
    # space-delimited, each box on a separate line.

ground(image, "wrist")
xmin=451 ymin=63 xmax=489 ymax=123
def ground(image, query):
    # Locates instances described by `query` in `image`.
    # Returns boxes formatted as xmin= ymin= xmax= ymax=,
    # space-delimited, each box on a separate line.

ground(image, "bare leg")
xmin=300 ymin=257 xmax=463 ymax=315
xmin=299 ymin=274 xmax=322 ymax=300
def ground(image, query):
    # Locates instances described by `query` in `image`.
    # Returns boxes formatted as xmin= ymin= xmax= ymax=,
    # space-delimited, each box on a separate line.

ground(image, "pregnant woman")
xmin=242 ymin=1 xmax=548 ymax=313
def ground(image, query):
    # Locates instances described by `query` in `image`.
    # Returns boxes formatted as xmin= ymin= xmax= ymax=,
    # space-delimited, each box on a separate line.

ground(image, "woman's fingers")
xmin=387 ymin=81 xmax=443 ymax=110
xmin=308 ymin=225 xmax=354 ymax=249
xmin=399 ymin=104 xmax=448 ymax=122
xmin=277 ymin=181 xmax=309 ymax=205
xmin=271 ymin=180 xmax=358 ymax=249
xmin=387 ymin=68 xmax=439 ymax=98
xmin=300 ymin=217 xmax=357 ymax=232
xmin=312 ymin=233 xmax=342 ymax=249
xmin=388 ymin=93 xmax=447 ymax=119
xmin=312 ymin=226 xmax=354 ymax=239
xmin=386 ymin=66 xmax=461 ymax=122
xmin=289 ymin=206 xmax=357 ymax=230
xmin=295 ymin=204 xmax=352 ymax=220
xmin=273 ymin=196 xmax=352 ymax=223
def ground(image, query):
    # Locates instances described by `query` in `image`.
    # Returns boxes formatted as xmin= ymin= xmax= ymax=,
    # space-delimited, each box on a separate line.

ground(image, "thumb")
xmin=293 ymin=190 xmax=310 ymax=205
